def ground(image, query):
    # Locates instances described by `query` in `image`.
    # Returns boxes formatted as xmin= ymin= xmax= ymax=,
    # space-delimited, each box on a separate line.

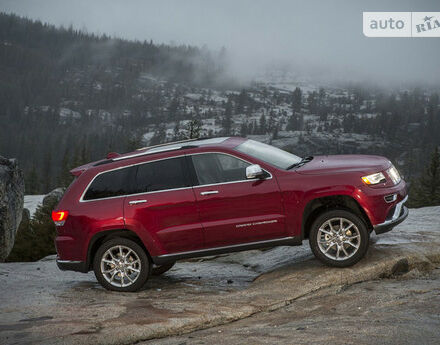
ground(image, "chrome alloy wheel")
xmin=317 ymin=217 xmax=361 ymax=261
xmin=100 ymin=245 xmax=141 ymax=288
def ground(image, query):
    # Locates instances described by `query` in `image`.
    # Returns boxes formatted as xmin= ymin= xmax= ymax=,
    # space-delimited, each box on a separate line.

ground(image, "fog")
xmin=1 ymin=0 xmax=440 ymax=85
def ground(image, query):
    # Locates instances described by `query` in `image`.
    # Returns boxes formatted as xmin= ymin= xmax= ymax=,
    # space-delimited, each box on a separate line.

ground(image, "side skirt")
xmin=152 ymin=236 xmax=302 ymax=265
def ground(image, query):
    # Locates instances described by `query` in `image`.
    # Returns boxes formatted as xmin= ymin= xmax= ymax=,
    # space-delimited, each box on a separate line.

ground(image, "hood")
xmin=296 ymin=155 xmax=392 ymax=176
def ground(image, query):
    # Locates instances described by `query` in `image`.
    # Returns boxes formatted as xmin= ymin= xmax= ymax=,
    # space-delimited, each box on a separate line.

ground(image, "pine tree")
xmin=185 ymin=119 xmax=201 ymax=139
xmin=173 ymin=121 xmax=182 ymax=140
xmin=409 ymin=147 xmax=440 ymax=207
xmin=222 ymin=99 xmax=233 ymax=135
xmin=150 ymin=124 xmax=167 ymax=145
xmin=26 ymin=165 xmax=40 ymax=194
xmin=42 ymin=151 xmax=52 ymax=193
xmin=240 ymin=122 xmax=248 ymax=137
xmin=58 ymin=148 xmax=72 ymax=188
xmin=292 ymin=87 xmax=302 ymax=113
xmin=259 ymin=114 xmax=267 ymax=134
xmin=126 ymin=132 xmax=143 ymax=151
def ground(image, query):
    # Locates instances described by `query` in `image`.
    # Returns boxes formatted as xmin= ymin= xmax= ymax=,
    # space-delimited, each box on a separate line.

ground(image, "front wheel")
xmin=309 ymin=209 xmax=369 ymax=267
xmin=93 ymin=237 xmax=151 ymax=292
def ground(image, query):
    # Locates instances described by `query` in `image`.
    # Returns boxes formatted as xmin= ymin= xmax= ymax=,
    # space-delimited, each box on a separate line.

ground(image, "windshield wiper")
xmin=286 ymin=156 xmax=314 ymax=170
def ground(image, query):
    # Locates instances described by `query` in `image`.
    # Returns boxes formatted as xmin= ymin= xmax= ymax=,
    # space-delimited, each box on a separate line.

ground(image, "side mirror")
xmin=246 ymin=164 xmax=264 ymax=179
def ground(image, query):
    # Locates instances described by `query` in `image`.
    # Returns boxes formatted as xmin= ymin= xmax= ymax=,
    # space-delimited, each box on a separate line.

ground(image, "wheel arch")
xmin=86 ymin=229 xmax=152 ymax=271
xmin=301 ymin=195 xmax=372 ymax=240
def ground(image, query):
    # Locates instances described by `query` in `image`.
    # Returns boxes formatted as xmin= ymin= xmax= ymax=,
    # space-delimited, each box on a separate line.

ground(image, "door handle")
xmin=200 ymin=190 xmax=219 ymax=196
xmin=128 ymin=199 xmax=147 ymax=205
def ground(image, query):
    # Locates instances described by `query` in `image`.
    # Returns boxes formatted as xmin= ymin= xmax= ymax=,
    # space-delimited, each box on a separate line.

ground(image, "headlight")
xmin=387 ymin=165 xmax=401 ymax=185
xmin=361 ymin=172 xmax=386 ymax=185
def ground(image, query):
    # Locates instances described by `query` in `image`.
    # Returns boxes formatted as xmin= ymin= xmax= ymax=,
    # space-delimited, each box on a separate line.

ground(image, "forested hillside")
xmin=0 ymin=13 xmax=227 ymax=192
xmin=0 ymin=12 xmax=439 ymax=204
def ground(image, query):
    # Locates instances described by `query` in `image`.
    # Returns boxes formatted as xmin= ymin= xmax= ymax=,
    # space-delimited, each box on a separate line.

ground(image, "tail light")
xmin=52 ymin=210 xmax=69 ymax=226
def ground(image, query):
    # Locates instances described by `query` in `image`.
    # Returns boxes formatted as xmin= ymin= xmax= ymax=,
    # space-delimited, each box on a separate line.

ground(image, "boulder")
xmin=42 ymin=188 xmax=65 ymax=209
xmin=0 ymin=156 xmax=24 ymax=261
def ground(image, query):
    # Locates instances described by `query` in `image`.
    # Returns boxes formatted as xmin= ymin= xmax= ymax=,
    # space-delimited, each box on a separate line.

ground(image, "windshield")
xmin=235 ymin=139 xmax=302 ymax=170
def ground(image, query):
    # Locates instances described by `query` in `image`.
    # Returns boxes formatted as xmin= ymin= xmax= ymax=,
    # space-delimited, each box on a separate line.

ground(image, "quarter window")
xmin=191 ymin=153 xmax=250 ymax=185
xmin=83 ymin=167 xmax=134 ymax=200
xmin=134 ymin=157 xmax=190 ymax=193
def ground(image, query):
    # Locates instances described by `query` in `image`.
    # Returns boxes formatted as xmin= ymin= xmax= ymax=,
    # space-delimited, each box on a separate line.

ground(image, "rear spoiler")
xmin=69 ymin=161 xmax=98 ymax=177
xmin=70 ymin=166 xmax=86 ymax=177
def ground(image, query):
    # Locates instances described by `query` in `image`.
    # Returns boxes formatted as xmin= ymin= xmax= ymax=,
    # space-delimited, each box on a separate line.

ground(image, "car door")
xmin=189 ymin=152 xmax=286 ymax=248
xmin=124 ymin=156 xmax=204 ymax=255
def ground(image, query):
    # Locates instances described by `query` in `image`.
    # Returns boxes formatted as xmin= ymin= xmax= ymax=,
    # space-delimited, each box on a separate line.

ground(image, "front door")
xmin=124 ymin=156 xmax=204 ymax=255
xmin=189 ymin=152 xmax=286 ymax=248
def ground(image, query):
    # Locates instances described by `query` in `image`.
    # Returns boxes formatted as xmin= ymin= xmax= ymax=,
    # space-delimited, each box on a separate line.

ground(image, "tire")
xmin=152 ymin=262 xmax=175 ymax=276
xmin=309 ymin=209 xmax=369 ymax=267
xmin=93 ymin=237 xmax=151 ymax=292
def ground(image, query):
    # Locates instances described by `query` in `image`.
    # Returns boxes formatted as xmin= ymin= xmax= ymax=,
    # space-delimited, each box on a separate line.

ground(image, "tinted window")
xmin=134 ymin=157 xmax=190 ymax=193
xmin=191 ymin=153 xmax=250 ymax=185
xmin=83 ymin=167 xmax=134 ymax=200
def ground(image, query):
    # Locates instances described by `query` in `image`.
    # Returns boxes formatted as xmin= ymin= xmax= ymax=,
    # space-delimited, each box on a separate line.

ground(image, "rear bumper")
xmin=56 ymin=259 xmax=88 ymax=273
xmin=373 ymin=195 xmax=408 ymax=234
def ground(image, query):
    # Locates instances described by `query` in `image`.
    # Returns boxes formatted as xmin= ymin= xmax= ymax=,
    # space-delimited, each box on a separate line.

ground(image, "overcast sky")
xmin=1 ymin=0 xmax=440 ymax=85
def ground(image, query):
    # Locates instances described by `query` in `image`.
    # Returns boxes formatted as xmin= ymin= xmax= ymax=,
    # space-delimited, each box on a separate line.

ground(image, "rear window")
xmin=83 ymin=167 xmax=134 ymax=200
xmin=134 ymin=157 xmax=190 ymax=193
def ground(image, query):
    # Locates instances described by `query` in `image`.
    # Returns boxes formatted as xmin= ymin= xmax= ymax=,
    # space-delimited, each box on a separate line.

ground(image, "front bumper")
xmin=373 ymin=195 xmax=409 ymax=234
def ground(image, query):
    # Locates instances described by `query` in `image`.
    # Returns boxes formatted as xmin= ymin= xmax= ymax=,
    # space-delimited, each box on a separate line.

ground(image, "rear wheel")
xmin=309 ymin=209 xmax=369 ymax=267
xmin=152 ymin=262 xmax=175 ymax=276
xmin=93 ymin=237 xmax=151 ymax=292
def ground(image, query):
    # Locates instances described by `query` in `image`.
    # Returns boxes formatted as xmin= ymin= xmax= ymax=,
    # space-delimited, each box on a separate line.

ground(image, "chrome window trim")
xmin=79 ymin=151 xmax=273 ymax=203
xmin=79 ymin=154 xmax=189 ymax=202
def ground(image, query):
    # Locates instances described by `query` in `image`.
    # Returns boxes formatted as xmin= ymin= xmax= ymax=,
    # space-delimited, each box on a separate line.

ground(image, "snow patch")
xmin=24 ymin=195 xmax=45 ymax=218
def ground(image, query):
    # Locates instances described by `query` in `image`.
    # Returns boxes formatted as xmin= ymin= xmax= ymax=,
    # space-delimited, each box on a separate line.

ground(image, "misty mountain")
xmin=0 ymin=13 xmax=439 ymax=197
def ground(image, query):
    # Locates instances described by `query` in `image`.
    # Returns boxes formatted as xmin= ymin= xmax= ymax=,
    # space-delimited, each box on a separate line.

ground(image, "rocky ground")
xmin=0 ymin=206 xmax=439 ymax=345
xmin=142 ymin=268 xmax=440 ymax=345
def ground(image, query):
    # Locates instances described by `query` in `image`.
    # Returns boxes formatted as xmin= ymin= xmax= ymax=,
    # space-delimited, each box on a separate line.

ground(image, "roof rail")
xmin=108 ymin=137 xmax=229 ymax=163
xmin=112 ymin=138 xmax=201 ymax=162
xmin=135 ymin=138 xmax=199 ymax=151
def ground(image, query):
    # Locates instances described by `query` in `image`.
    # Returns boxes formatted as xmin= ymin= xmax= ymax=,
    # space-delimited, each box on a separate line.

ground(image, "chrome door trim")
xmin=200 ymin=190 xmax=219 ymax=196
xmin=154 ymin=236 xmax=298 ymax=263
xmin=128 ymin=199 xmax=148 ymax=205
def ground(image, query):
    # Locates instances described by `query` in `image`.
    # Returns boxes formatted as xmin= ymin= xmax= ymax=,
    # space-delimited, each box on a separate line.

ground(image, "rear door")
xmin=189 ymin=152 xmax=286 ymax=248
xmin=124 ymin=156 xmax=204 ymax=255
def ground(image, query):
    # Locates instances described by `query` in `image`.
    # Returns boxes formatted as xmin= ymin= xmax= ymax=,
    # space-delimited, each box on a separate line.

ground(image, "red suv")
xmin=53 ymin=137 xmax=408 ymax=291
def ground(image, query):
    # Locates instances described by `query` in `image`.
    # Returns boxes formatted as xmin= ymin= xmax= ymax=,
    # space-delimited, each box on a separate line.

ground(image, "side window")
xmin=191 ymin=153 xmax=250 ymax=185
xmin=83 ymin=167 xmax=134 ymax=200
xmin=134 ymin=157 xmax=190 ymax=193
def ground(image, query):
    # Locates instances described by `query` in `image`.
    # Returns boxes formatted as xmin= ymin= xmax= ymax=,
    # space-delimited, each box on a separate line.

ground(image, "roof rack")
xmin=112 ymin=138 xmax=203 ymax=162
xmin=135 ymin=138 xmax=199 ymax=151
xmin=109 ymin=137 xmax=228 ymax=163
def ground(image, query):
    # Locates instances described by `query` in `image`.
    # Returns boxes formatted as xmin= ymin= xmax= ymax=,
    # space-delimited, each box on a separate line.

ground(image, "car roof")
xmin=70 ymin=137 xmax=246 ymax=176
